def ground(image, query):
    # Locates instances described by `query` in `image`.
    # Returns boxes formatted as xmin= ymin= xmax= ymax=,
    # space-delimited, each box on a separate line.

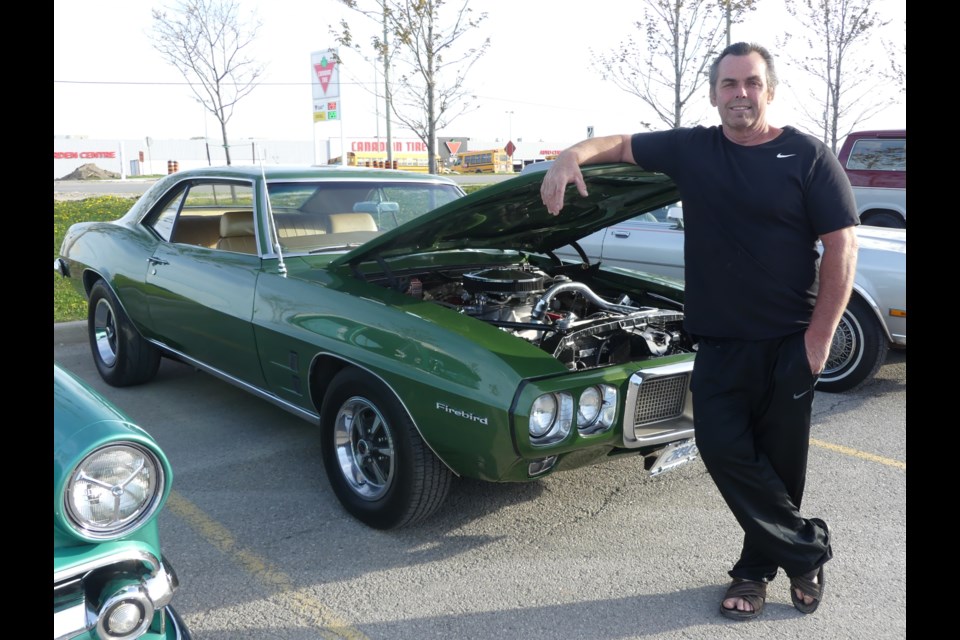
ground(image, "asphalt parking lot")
xmin=54 ymin=320 xmax=906 ymax=640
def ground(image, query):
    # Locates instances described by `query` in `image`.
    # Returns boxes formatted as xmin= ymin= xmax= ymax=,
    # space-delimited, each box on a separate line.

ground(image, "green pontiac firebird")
xmin=55 ymin=163 xmax=698 ymax=530
xmin=54 ymin=363 xmax=190 ymax=639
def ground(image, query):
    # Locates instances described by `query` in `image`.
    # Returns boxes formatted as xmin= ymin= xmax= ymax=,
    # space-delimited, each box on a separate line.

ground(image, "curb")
xmin=54 ymin=321 xmax=87 ymax=346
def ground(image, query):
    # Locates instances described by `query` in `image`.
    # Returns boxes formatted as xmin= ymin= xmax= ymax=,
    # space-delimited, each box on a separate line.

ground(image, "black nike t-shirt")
xmin=630 ymin=125 xmax=859 ymax=340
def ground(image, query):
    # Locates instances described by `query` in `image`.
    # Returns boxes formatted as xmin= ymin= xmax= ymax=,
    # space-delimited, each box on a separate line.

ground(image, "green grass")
xmin=54 ymin=186 xmax=494 ymax=323
xmin=54 ymin=196 xmax=138 ymax=322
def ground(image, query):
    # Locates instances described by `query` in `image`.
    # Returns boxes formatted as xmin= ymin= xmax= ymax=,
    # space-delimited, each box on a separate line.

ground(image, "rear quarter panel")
xmin=60 ymin=220 xmax=159 ymax=333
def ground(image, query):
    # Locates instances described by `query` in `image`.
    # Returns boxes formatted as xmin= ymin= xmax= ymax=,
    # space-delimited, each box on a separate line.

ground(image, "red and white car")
xmin=837 ymin=129 xmax=906 ymax=229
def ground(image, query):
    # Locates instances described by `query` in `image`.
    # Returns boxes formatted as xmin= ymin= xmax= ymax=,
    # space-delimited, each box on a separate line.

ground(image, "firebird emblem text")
xmin=436 ymin=402 xmax=489 ymax=425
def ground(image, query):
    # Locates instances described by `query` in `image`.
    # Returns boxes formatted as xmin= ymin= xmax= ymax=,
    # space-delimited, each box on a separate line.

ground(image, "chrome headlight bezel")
xmin=577 ymin=387 xmax=602 ymax=425
xmin=529 ymin=392 xmax=573 ymax=445
xmin=64 ymin=443 xmax=166 ymax=541
xmin=577 ymin=385 xmax=618 ymax=435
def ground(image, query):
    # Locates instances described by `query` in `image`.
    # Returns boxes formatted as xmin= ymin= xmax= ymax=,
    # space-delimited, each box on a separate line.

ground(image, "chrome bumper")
xmin=54 ymin=549 xmax=181 ymax=640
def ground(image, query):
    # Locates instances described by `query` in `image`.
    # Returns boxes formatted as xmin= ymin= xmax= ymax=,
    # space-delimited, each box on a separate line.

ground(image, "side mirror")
xmin=667 ymin=206 xmax=684 ymax=228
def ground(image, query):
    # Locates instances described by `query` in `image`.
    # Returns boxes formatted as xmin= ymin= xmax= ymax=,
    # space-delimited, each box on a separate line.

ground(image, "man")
xmin=540 ymin=42 xmax=858 ymax=620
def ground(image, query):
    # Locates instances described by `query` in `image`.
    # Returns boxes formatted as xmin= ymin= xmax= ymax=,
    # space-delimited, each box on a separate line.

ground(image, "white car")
xmin=554 ymin=201 xmax=906 ymax=393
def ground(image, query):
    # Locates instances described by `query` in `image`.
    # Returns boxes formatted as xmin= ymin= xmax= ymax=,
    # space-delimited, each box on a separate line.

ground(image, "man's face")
xmin=710 ymin=52 xmax=774 ymax=132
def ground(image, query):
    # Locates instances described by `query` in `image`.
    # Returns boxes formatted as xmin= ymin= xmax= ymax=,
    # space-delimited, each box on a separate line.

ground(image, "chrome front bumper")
xmin=54 ymin=549 xmax=182 ymax=640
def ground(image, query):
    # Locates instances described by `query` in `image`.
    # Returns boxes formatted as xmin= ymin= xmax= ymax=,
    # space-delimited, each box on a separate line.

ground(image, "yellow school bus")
xmin=452 ymin=148 xmax=512 ymax=173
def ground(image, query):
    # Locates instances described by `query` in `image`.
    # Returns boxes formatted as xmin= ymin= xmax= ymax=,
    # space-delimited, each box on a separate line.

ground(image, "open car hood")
xmin=331 ymin=163 xmax=679 ymax=266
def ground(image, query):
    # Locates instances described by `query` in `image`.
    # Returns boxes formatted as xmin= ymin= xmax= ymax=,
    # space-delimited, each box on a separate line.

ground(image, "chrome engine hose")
xmin=531 ymin=281 xmax=638 ymax=320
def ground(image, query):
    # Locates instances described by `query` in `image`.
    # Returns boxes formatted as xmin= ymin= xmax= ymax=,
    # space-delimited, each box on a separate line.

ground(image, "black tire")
xmin=815 ymin=295 xmax=888 ymax=393
xmin=87 ymin=279 xmax=161 ymax=387
xmin=861 ymin=211 xmax=905 ymax=229
xmin=320 ymin=368 xmax=452 ymax=529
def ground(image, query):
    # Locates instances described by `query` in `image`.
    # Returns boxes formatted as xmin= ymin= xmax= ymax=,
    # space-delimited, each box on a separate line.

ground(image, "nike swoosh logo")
xmin=793 ymin=389 xmax=811 ymax=399
xmin=777 ymin=153 xmax=796 ymax=158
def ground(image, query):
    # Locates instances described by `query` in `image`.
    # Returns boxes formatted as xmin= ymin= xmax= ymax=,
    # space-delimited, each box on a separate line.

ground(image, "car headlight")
xmin=65 ymin=443 xmax=165 ymax=540
xmin=577 ymin=385 xmax=617 ymax=434
xmin=529 ymin=394 xmax=557 ymax=437
xmin=578 ymin=387 xmax=602 ymax=425
xmin=529 ymin=393 xmax=573 ymax=445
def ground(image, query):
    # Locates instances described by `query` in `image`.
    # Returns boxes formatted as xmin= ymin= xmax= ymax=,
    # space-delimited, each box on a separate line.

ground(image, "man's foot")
xmin=720 ymin=578 xmax=766 ymax=621
xmin=794 ymin=572 xmax=817 ymax=606
xmin=790 ymin=565 xmax=825 ymax=614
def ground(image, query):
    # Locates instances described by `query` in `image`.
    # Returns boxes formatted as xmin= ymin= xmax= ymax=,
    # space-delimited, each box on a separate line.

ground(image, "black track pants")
xmin=692 ymin=331 xmax=832 ymax=582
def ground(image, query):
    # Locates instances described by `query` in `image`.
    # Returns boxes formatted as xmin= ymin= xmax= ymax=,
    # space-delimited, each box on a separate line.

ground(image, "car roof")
xmin=846 ymin=129 xmax=906 ymax=138
xmin=162 ymin=164 xmax=458 ymax=183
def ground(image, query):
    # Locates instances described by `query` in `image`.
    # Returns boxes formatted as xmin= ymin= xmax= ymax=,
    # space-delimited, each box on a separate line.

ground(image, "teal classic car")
xmin=53 ymin=363 xmax=189 ymax=640
xmin=55 ymin=164 xmax=698 ymax=529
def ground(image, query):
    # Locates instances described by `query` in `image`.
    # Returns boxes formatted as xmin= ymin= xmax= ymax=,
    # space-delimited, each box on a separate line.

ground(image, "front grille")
xmin=633 ymin=373 xmax=689 ymax=427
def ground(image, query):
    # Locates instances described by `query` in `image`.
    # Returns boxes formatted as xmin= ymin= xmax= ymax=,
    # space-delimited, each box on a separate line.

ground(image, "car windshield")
xmin=266 ymin=180 xmax=463 ymax=254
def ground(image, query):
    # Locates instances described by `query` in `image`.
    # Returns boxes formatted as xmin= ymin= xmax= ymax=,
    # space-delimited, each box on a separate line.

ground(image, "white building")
xmin=53 ymin=136 xmax=574 ymax=179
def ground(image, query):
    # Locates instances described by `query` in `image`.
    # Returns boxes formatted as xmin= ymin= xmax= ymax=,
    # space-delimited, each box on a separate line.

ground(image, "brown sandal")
xmin=791 ymin=517 xmax=829 ymax=614
xmin=720 ymin=578 xmax=766 ymax=620
xmin=790 ymin=564 xmax=825 ymax=614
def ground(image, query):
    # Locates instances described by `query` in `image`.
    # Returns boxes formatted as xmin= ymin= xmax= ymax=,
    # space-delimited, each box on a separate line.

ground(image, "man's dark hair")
xmin=708 ymin=42 xmax=779 ymax=95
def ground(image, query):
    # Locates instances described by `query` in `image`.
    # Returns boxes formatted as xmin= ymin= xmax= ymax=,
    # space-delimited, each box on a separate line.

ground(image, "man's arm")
xmin=541 ymin=134 xmax=635 ymax=215
xmin=806 ymin=226 xmax=858 ymax=374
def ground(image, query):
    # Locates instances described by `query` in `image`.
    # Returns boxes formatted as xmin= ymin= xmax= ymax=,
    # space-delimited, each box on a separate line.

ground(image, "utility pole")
xmin=383 ymin=5 xmax=393 ymax=166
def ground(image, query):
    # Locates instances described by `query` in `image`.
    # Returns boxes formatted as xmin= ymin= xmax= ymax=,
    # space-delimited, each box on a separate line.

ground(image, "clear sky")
xmin=53 ymin=0 xmax=906 ymax=145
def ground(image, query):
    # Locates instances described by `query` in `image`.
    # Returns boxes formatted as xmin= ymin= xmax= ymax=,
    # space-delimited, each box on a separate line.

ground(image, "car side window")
xmin=145 ymin=181 xmax=257 ymax=251
xmin=149 ymin=187 xmax=188 ymax=242
xmin=846 ymin=139 xmax=906 ymax=172
xmin=621 ymin=204 xmax=683 ymax=229
xmin=644 ymin=205 xmax=671 ymax=223
xmin=179 ymin=183 xmax=256 ymax=253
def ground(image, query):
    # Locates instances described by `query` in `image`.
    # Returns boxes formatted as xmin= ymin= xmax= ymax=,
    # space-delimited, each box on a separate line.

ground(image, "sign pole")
xmin=311 ymin=49 xmax=342 ymax=166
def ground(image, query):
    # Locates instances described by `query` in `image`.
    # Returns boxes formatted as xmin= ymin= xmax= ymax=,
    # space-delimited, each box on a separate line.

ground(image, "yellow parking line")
xmin=810 ymin=438 xmax=906 ymax=470
xmin=165 ymin=492 xmax=370 ymax=640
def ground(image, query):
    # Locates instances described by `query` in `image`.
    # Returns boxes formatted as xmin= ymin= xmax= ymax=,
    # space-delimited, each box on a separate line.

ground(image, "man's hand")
xmin=803 ymin=330 xmax=832 ymax=376
xmin=540 ymin=153 xmax=588 ymax=216
xmin=538 ymin=135 xmax=635 ymax=215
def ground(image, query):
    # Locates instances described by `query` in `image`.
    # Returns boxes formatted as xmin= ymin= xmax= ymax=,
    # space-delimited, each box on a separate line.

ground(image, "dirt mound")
xmin=58 ymin=163 xmax=121 ymax=181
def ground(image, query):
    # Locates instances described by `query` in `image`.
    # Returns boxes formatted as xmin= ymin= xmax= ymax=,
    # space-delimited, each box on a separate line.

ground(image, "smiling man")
xmin=540 ymin=42 xmax=859 ymax=621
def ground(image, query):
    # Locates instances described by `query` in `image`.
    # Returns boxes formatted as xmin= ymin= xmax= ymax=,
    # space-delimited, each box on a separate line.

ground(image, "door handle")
xmin=147 ymin=257 xmax=169 ymax=266
xmin=613 ymin=231 xmax=631 ymax=238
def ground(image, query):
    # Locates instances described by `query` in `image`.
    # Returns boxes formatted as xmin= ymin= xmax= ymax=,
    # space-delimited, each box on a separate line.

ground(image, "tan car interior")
xmin=171 ymin=210 xmax=379 ymax=254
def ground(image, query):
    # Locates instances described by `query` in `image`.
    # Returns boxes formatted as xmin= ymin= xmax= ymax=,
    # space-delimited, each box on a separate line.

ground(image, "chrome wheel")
xmin=823 ymin=312 xmax=861 ymax=376
xmin=321 ymin=368 xmax=453 ymax=528
xmin=815 ymin=295 xmax=887 ymax=393
xmin=333 ymin=397 xmax=396 ymax=501
xmin=87 ymin=280 xmax=160 ymax=387
xmin=93 ymin=297 xmax=119 ymax=368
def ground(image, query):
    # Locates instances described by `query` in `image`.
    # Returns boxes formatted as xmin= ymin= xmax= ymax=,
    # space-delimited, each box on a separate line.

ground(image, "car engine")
xmin=407 ymin=265 xmax=694 ymax=370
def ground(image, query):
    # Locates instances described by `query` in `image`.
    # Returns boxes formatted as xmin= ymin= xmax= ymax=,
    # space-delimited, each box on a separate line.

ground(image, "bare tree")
xmin=594 ymin=1 xmax=749 ymax=130
xmin=885 ymin=19 xmax=906 ymax=95
xmin=330 ymin=2 xmax=398 ymax=165
xmin=719 ymin=0 xmax=759 ymax=48
xmin=333 ymin=0 xmax=490 ymax=174
xmin=781 ymin=0 xmax=901 ymax=152
xmin=151 ymin=0 xmax=264 ymax=165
